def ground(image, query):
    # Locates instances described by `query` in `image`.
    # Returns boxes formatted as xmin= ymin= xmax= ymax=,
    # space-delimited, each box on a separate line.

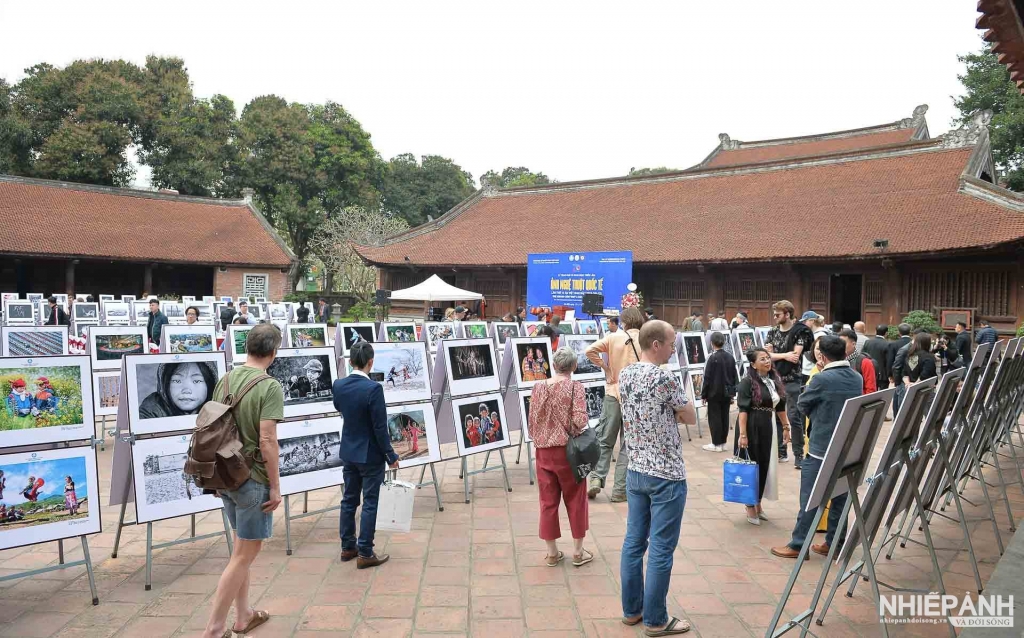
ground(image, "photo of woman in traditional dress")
xmin=64 ymin=475 xmax=79 ymax=515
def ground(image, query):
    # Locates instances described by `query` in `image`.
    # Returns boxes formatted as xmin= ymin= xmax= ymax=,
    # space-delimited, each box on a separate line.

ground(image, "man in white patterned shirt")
xmin=617 ymin=320 xmax=697 ymax=635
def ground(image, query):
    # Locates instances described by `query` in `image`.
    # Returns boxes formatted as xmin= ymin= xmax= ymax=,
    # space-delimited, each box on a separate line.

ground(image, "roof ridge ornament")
xmin=719 ymin=133 xmax=741 ymax=150
xmin=899 ymin=104 xmax=929 ymax=129
xmin=480 ymin=175 xmax=499 ymax=196
xmin=942 ymin=109 xmax=992 ymax=148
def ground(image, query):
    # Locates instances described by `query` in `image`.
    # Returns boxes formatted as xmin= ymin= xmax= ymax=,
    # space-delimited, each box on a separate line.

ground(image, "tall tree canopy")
xmin=481 ymin=166 xmax=552 ymax=188
xmin=954 ymin=43 xmax=1024 ymax=190
xmin=380 ymin=153 xmax=475 ymax=226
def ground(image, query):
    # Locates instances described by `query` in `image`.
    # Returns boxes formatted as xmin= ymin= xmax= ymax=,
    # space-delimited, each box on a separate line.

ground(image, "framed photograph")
xmin=255 ymin=297 xmax=268 ymax=304
xmin=424 ymin=321 xmax=457 ymax=352
xmin=733 ymin=328 xmax=756 ymax=359
xmin=93 ymin=370 xmax=121 ymax=416
xmin=5 ymin=300 xmax=36 ymax=325
xmin=522 ymin=321 xmax=545 ymax=337
xmin=582 ymin=380 xmax=605 ymax=427
xmin=461 ymin=322 xmax=489 ymax=340
xmin=102 ymin=301 xmax=131 ymax=325
xmin=161 ymin=325 xmax=217 ymax=354
xmin=131 ymin=433 xmax=222 ymax=524
xmin=131 ymin=300 xmax=151 ymax=325
xmin=227 ymin=325 xmax=254 ymax=365
xmin=339 ymin=323 xmax=376 ymax=357
xmin=267 ymin=347 xmax=338 ymax=418
xmin=219 ymin=296 xmax=233 ymax=304
xmin=181 ymin=296 xmax=196 ymax=305
xmin=2 ymin=327 xmax=69 ymax=357
xmin=53 ymin=294 xmax=69 ymax=311
xmin=576 ymin=320 xmax=599 ymax=336
xmin=562 ymin=334 xmax=604 ymax=381
xmin=554 ymin=322 xmax=575 ymax=336
xmin=87 ymin=325 xmax=149 ymax=371
xmin=383 ymin=322 xmax=417 ymax=344
xmin=0 ymin=355 xmax=94 ymax=447
xmin=191 ymin=302 xmax=214 ymax=325
xmin=287 ymin=323 xmax=329 ymax=348
xmin=162 ymin=302 xmax=187 ymax=325
xmin=387 ymin=402 xmax=441 ymax=469
xmin=510 ymin=337 xmax=554 ymax=388
xmin=98 ymin=294 xmax=115 ymax=303
xmin=72 ymin=321 xmax=98 ymax=340
xmin=25 ymin=293 xmax=43 ymax=304
xmin=72 ymin=302 xmax=99 ymax=322
xmin=0 ymin=445 xmax=102 ymax=551
xmin=0 ymin=293 xmax=18 ymax=305
xmin=518 ymin=389 xmax=533 ymax=443
xmin=687 ymin=369 xmax=705 ymax=408
xmin=754 ymin=326 xmax=771 ymax=348
xmin=492 ymin=322 xmax=520 ymax=345
xmin=125 ymin=352 xmax=227 ymax=435
xmin=277 ymin=416 xmax=345 ymax=496
xmin=442 ymin=338 xmax=499 ymax=396
xmin=122 ymin=295 xmax=137 ymax=304
xmin=451 ymin=392 xmax=511 ymax=457
xmin=680 ymin=331 xmax=708 ymax=366
xmin=268 ymin=303 xmax=289 ymax=322
xmin=366 ymin=341 xmax=431 ymax=404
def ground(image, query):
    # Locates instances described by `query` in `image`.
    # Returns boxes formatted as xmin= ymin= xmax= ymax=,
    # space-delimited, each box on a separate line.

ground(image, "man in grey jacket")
xmin=771 ymin=335 xmax=863 ymax=559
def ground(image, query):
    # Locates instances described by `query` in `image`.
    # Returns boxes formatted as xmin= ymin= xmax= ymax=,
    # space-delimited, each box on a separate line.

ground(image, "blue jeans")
xmin=621 ymin=470 xmax=687 ymax=628
xmin=786 ymin=455 xmax=847 ymax=550
xmin=340 ymin=462 xmax=386 ymax=557
xmin=220 ymin=478 xmax=273 ymax=541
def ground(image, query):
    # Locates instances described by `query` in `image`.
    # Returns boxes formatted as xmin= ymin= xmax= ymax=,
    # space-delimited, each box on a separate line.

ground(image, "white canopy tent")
xmin=389 ymin=274 xmax=482 ymax=302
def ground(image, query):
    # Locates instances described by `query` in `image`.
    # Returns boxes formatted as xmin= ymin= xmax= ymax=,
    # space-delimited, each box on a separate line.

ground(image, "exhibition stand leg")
xmin=461 ymin=449 xmax=512 ymax=504
xmin=514 ymin=434 xmax=536 ymax=485
xmin=283 ymin=487 xmax=344 ymax=556
xmin=144 ymin=510 xmax=234 ymax=590
xmin=0 ymin=536 xmax=100 ymax=606
xmin=414 ymin=462 xmax=445 ymax=512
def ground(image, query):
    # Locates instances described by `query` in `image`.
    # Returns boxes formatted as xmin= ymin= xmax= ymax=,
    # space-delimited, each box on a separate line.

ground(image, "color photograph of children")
xmin=386 ymin=325 xmax=416 ymax=343
xmin=458 ymin=399 xmax=505 ymax=450
xmin=0 ymin=456 xmax=88 ymax=529
xmin=463 ymin=324 xmax=488 ymax=339
xmin=1 ymin=366 xmax=84 ymax=431
xmin=289 ymin=326 xmax=327 ymax=348
xmin=388 ymin=410 xmax=429 ymax=461
xmin=516 ymin=343 xmax=551 ymax=382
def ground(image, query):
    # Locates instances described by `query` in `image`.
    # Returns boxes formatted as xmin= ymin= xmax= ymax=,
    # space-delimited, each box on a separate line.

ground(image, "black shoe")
xmin=794 ymin=459 xmax=803 ymax=469
xmin=356 ymin=553 xmax=390 ymax=569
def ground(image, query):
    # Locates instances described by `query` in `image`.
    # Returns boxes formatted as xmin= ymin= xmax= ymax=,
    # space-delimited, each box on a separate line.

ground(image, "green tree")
xmin=234 ymin=96 xmax=381 ymax=290
xmin=954 ymin=43 xmax=1024 ymax=190
xmin=308 ymin=205 xmax=409 ymax=300
xmin=481 ymin=166 xmax=552 ymax=188
xmin=900 ymin=310 xmax=942 ymax=335
xmin=628 ymin=166 xmax=679 ymax=177
xmin=0 ymin=78 xmax=32 ymax=174
xmin=380 ymin=153 xmax=475 ymax=226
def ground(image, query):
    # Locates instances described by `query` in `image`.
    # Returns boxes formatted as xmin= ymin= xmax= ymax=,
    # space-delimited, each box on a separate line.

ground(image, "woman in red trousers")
xmin=528 ymin=346 xmax=593 ymax=567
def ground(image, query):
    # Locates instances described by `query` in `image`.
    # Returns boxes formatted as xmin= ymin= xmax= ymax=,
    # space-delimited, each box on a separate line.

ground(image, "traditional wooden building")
xmin=359 ymin=106 xmax=1024 ymax=334
xmin=978 ymin=0 xmax=1024 ymax=93
xmin=0 ymin=175 xmax=296 ymax=299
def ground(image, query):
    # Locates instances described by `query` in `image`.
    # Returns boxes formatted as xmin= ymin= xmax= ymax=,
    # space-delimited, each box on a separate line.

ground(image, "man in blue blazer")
xmin=334 ymin=341 xmax=399 ymax=569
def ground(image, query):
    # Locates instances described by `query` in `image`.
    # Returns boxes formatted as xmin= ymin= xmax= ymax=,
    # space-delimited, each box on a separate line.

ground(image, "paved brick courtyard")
xmin=0 ymin=416 xmax=1015 ymax=638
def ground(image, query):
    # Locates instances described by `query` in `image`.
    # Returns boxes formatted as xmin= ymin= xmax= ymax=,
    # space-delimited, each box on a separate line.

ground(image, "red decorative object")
xmin=621 ymin=291 xmax=644 ymax=309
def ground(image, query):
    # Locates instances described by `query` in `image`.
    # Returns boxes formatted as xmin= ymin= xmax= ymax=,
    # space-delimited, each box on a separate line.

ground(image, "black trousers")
xmin=706 ymin=398 xmax=731 ymax=446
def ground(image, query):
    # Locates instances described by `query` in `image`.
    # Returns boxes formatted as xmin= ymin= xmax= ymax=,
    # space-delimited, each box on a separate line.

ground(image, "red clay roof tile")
xmin=705 ymin=129 xmax=917 ymax=167
xmin=358 ymin=145 xmax=1024 ymax=267
xmin=0 ymin=178 xmax=294 ymax=267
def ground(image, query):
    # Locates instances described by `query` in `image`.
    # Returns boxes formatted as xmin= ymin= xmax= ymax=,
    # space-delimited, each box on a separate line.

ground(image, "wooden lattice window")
xmin=810 ymin=281 xmax=829 ymax=306
xmin=740 ymin=281 xmax=754 ymax=302
xmin=476 ymin=279 xmax=511 ymax=302
xmin=691 ymin=280 xmax=706 ymax=301
xmin=772 ymin=281 xmax=787 ymax=301
xmin=864 ymin=279 xmax=883 ymax=307
xmin=755 ymin=281 xmax=771 ymax=302
xmin=725 ymin=280 xmax=741 ymax=302
xmin=904 ymin=271 xmax=1010 ymax=316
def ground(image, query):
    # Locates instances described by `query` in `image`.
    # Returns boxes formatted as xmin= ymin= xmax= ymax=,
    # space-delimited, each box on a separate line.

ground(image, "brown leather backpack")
xmin=183 ymin=370 xmax=274 ymax=492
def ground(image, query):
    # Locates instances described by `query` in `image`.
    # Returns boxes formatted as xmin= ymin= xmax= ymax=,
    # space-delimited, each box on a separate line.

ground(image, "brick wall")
xmin=213 ymin=267 xmax=290 ymax=300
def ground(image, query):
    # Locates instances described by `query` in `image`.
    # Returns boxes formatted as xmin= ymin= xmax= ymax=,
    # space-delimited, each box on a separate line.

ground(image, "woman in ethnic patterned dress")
xmin=64 ymin=475 xmax=79 ymax=515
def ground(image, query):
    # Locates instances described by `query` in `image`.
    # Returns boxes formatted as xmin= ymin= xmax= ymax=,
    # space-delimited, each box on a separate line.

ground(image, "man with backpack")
xmin=201 ymin=323 xmax=284 ymax=638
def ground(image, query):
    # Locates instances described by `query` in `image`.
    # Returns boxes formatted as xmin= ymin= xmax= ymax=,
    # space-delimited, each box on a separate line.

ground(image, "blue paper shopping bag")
xmin=723 ymin=452 xmax=759 ymax=505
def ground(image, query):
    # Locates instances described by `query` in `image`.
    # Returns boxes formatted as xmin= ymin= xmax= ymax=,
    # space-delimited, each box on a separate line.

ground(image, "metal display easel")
xmin=766 ymin=389 xmax=895 ymax=638
xmin=110 ymin=432 xmax=234 ymax=590
xmin=282 ymin=487 xmax=341 ymax=555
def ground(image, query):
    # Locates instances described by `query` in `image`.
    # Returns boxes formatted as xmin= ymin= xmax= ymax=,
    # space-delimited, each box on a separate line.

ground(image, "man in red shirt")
xmin=838 ymin=329 xmax=876 ymax=394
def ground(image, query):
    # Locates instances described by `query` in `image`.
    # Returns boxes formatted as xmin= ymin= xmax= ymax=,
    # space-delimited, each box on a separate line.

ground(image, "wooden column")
xmin=143 ymin=265 xmax=153 ymax=296
xmin=65 ymin=260 xmax=76 ymax=295
xmin=882 ymin=261 xmax=901 ymax=326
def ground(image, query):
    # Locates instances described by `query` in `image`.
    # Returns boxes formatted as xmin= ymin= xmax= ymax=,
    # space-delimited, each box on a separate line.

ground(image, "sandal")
xmin=645 ymin=616 xmax=691 ymax=636
xmin=545 ymin=551 xmax=564 ymax=567
xmin=622 ymin=615 xmax=643 ymax=626
xmin=572 ymin=548 xmax=594 ymax=567
xmin=232 ymin=609 xmax=270 ymax=635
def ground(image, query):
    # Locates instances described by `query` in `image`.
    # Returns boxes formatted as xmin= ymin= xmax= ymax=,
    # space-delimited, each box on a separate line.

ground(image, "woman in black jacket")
xmin=701 ymin=331 xmax=738 ymax=452
xmin=735 ymin=348 xmax=791 ymax=525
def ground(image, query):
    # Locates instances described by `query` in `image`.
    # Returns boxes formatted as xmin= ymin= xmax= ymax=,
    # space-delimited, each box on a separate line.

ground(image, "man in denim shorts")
xmin=203 ymin=323 xmax=284 ymax=638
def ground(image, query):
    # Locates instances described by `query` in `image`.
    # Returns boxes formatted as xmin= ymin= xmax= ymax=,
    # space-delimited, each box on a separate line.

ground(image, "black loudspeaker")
xmin=582 ymin=293 xmax=604 ymax=315
xmin=374 ymin=289 xmax=391 ymax=305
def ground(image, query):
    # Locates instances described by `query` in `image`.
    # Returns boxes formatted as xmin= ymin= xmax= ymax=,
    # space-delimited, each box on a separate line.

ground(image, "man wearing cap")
xmin=453 ymin=305 xmax=468 ymax=333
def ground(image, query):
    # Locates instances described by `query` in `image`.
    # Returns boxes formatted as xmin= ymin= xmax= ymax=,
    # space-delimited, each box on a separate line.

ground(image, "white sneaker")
xmin=779 ymin=455 xmax=791 ymax=463
xmin=702 ymin=443 xmax=718 ymax=452
xmin=715 ymin=445 xmax=726 ymax=452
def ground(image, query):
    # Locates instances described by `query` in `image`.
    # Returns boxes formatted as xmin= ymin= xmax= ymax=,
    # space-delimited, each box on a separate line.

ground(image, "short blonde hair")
xmin=552 ymin=347 xmax=578 ymax=373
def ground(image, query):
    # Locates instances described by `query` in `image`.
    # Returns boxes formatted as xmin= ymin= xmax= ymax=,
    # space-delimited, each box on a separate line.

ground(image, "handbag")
xmin=723 ymin=448 xmax=759 ymax=505
xmin=375 ymin=476 xmax=416 ymax=533
xmin=564 ymin=384 xmax=600 ymax=483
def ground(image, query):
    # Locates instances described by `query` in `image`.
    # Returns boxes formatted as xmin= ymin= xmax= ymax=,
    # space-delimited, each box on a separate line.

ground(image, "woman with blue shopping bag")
xmin=729 ymin=348 xmax=791 ymax=526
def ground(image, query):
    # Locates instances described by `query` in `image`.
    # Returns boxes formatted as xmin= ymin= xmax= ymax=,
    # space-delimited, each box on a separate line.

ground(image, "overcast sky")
xmin=0 ymin=1 xmax=986 ymax=186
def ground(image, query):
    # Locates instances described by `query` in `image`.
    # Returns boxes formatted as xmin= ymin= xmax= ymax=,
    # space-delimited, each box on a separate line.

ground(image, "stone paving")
xmin=0 ymin=415 xmax=1018 ymax=638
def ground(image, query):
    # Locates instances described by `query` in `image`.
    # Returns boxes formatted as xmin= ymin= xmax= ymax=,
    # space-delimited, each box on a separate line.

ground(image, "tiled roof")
xmin=0 ymin=177 xmax=295 ymax=267
xmin=703 ymin=128 xmax=917 ymax=168
xmin=357 ymin=143 xmax=1024 ymax=267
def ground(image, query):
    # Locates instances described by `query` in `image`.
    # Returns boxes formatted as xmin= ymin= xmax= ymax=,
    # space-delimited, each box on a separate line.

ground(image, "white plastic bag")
xmin=376 ymin=479 xmax=416 ymax=533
